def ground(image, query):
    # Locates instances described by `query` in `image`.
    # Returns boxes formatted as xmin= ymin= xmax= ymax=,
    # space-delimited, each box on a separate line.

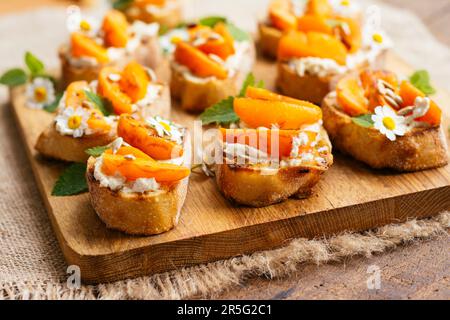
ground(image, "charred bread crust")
xmin=215 ymin=129 xmax=333 ymax=207
xmin=170 ymin=44 xmax=256 ymax=113
xmin=258 ymin=22 xmax=283 ymax=60
xmin=35 ymin=124 xmax=116 ymax=163
xmin=124 ymin=1 xmax=182 ymax=29
xmin=322 ymin=92 xmax=449 ymax=171
xmin=86 ymin=131 xmax=191 ymax=235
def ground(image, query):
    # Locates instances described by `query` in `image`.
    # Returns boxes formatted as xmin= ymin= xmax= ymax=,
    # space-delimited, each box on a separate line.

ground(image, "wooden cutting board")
xmin=10 ymin=52 xmax=450 ymax=284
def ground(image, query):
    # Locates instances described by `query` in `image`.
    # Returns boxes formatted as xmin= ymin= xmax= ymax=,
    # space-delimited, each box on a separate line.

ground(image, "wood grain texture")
xmin=10 ymin=52 xmax=450 ymax=284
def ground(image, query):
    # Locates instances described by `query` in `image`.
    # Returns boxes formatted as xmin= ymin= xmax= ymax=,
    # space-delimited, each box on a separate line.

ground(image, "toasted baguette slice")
xmin=170 ymin=44 xmax=256 ymax=113
xmin=86 ymin=132 xmax=191 ymax=235
xmin=322 ymin=93 xmax=449 ymax=171
xmin=276 ymin=51 xmax=387 ymax=105
xmin=35 ymin=124 xmax=117 ymax=162
xmin=59 ymin=38 xmax=161 ymax=87
xmin=124 ymin=0 xmax=182 ymax=28
xmin=258 ymin=23 xmax=282 ymax=60
xmin=215 ymin=128 xmax=333 ymax=207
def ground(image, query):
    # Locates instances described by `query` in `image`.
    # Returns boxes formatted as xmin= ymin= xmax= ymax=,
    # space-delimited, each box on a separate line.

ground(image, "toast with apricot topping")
xmin=60 ymin=10 xmax=161 ymax=86
xmin=170 ymin=22 xmax=255 ymax=112
xmin=259 ymin=0 xmax=363 ymax=59
xmin=322 ymin=69 xmax=448 ymax=171
xmin=116 ymin=0 xmax=182 ymax=29
xmin=87 ymin=115 xmax=191 ymax=235
xmin=200 ymin=86 xmax=333 ymax=207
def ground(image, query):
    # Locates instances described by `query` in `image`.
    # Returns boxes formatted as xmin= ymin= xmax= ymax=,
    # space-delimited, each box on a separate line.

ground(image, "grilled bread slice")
xmin=322 ymin=93 xmax=449 ymax=171
xmin=123 ymin=0 xmax=182 ymax=29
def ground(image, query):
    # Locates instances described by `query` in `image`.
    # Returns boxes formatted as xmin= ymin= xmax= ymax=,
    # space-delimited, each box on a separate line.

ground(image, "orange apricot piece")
xmin=87 ymin=110 xmax=111 ymax=133
xmin=360 ymin=69 xmax=399 ymax=111
xmin=269 ymin=7 xmax=298 ymax=31
xmin=102 ymin=10 xmax=129 ymax=48
xmin=335 ymin=17 xmax=362 ymax=53
xmin=297 ymin=15 xmax=333 ymax=34
xmin=399 ymin=81 xmax=441 ymax=126
xmin=71 ymin=33 xmax=109 ymax=63
xmin=101 ymin=154 xmax=190 ymax=182
xmin=117 ymin=115 xmax=184 ymax=160
xmin=245 ymin=86 xmax=319 ymax=107
xmin=98 ymin=67 xmax=133 ymax=114
xmin=104 ymin=146 xmax=155 ymax=161
xmin=119 ymin=61 xmax=150 ymax=103
xmin=278 ymin=31 xmax=348 ymax=65
xmin=305 ymin=0 xmax=333 ymax=16
xmin=233 ymin=97 xmax=322 ymax=129
xmin=174 ymin=42 xmax=228 ymax=79
xmin=65 ymin=81 xmax=89 ymax=107
xmin=336 ymin=77 xmax=369 ymax=116
xmin=196 ymin=23 xmax=235 ymax=60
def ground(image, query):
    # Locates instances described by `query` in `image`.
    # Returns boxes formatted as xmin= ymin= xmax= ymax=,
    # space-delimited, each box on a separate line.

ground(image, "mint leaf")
xmin=43 ymin=92 xmax=62 ymax=113
xmin=199 ymin=16 xmax=227 ymax=27
xmin=85 ymin=145 xmax=109 ymax=157
xmin=0 ymin=68 xmax=27 ymax=86
xmin=410 ymin=70 xmax=436 ymax=95
xmin=239 ymin=73 xmax=264 ymax=97
xmin=112 ymin=0 xmax=133 ymax=10
xmin=226 ymin=23 xmax=250 ymax=41
xmin=352 ymin=114 xmax=374 ymax=128
xmin=200 ymin=96 xmax=239 ymax=125
xmin=25 ymin=51 xmax=44 ymax=77
xmin=84 ymin=90 xmax=114 ymax=116
xmin=52 ymin=163 xmax=88 ymax=196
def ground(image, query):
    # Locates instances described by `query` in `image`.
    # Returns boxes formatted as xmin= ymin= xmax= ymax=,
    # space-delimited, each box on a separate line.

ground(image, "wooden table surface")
xmin=1 ymin=0 xmax=449 ymax=300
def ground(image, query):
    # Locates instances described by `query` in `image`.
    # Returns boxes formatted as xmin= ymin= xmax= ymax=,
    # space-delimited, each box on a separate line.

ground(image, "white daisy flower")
xmin=55 ymin=106 xmax=90 ymax=138
xmin=25 ymin=77 xmax=56 ymax=110
xmin=329 ymin=0 xmax=361 ymax=17
xmin=159 ymin=28 xmax=189 ymax=54
xmin=372 ymin=106 xmax=407 ymax=141
xmin=146 ymin=116 xmax=184 ymax=145
xmin=66 ymin=8 xmax=99 ymax=37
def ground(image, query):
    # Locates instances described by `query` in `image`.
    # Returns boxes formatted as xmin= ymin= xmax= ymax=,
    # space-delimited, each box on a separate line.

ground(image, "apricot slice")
xmin=71 ymin=33 xmax=109 ymax=63
xmin=336 ymin=17 xmax=362 ymax=53
xmin=220 ymin=128 xmax=311 ymax=158
xmin=234 ymin=97 xmax=322 ymax=129
xmin=336 ymin=77 xmax=369 ymax=116
xmin=278 ymin=31 xmax=348 ymax=65
xmin=105 ymin=146 xmax=154 ymax=161
xmin=269 ymin=7 xmax=297 ymax=31
xmin=306 ymin=0 xmax=333 ymax=16
xmin=135 ymin=0 xmax=166 ymax=7
xmin=245 ymin=86 xmax=316 ymax=106
xmin=297 ymin=15 xmax=333 ymax=34
xmin=65 ymin=81 xmax=89 ymax=107
xmin=117 ymin=115 xmax=184 ymax=160
xmin=360 ymin=69 xmax=399 ymax=111
xmin=399 ymin=81 xmax=441 ymax=126
xmin=98 ymin=67 xmax=133 ymax=114
xmin=119 ymin=61 xmax=150 ymax=103
xmin=87 ymin=110 xmax=111 ymax=133
xmin=174 ymin=42 xmax=228 ymax=79
xmin=102 ymin=154 xmax=190 ymax=182
xmin=196 ymin=23 xmax=235 ymax=60
xmin=102 ymin=10 xmax=129 ymax=48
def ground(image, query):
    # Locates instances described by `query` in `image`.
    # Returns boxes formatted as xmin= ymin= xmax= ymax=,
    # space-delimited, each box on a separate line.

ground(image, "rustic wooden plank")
xmin=9 ymin=51 xmax=450 ymax=284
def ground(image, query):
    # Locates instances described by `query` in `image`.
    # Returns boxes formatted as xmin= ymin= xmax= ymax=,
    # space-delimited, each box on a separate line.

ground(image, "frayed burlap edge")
xmin=1 ymin=212 xmax=449 ymax=300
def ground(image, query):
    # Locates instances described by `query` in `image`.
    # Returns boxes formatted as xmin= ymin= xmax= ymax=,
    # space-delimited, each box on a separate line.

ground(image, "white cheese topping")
xmin=289 ymin=57 xmax=347 ymax=78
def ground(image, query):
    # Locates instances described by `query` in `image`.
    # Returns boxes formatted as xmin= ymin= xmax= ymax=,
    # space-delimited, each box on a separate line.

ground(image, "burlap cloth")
xmin=0 ymin=0 xmax=449 ymax=300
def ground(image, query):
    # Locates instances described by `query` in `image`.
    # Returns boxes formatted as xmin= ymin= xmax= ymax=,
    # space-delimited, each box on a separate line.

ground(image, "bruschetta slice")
xmin=259 ymin=0 xmax=363 ymax=59
xmin=87 ymin=114 xmax=191 ymax=235
xmin=36 ymin=61 xmax=170 ymax=162
xmin=170 ymin=22 xmax=255 ymax=112
xmin=115 ymin=0 xmax=182 ymax=29
xmin=201 ymin=86 xmax=333 ymax=207
xmin=322 ymin=69 xmax=448 ymax=171
xmin=60 ymin=9 xmax=161 ymax=86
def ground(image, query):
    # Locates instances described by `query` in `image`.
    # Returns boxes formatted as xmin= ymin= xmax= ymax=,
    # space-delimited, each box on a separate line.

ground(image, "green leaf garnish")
xmin=112 ymin=0 xmax=133 ymax=10
xmin=25 ymin=51 xmax=44 ymax=77
xmin=239 ymin=73 xmax=265 ymax=97
xmin=409 ymin=70 xmax=436 ymax=96
xmin=85 ymin=145 xmax=110 ymax=157
xmin=0 ymin=68 xmax=27 ymax=87
xmin=52 ymin=163 xmax=88 ymax=196
xmin=226 ymin=23 xmax=251 ymax=42
xmin=43 ymin=92 xmax=63 ymax=113
xmin=158 ymin=24 xmax=170 ymax=36
xmin=199 ymin=16 xmax=227 ymax=28
xmin=351 ymin=114 xmax=374 ymax=128
xmin=84 ymin=90 xmax=115 ymax=116
xmin=199 ymin=97 xmax=239 ymax=125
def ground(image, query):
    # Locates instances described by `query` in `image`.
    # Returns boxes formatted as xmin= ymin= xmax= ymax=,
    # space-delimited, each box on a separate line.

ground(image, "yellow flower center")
xmin=160 ymin=121 xmax=171 ymax=132
xmin=68 ymin=115 xmax=82 ymax=129
xmin=341 ymin=0 xmax=350 ymax=6
xmin=80 ymin=20 xmax=91 ymax=32
xmin=372 ymin=33 xmax=383 ymax=43
xmin=382 ymin=117 xmax=396 ymax=131
xmin=34 ymin=86 xmax=47 ymax=102
xmin=170 ymin=36 xmax=182 ymax=44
